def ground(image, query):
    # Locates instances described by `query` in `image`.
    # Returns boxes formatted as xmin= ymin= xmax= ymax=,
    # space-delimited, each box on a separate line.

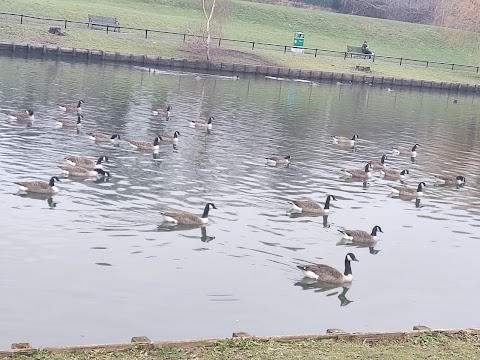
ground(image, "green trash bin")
xmin=293 ymin=32 xmax=304 ymax=47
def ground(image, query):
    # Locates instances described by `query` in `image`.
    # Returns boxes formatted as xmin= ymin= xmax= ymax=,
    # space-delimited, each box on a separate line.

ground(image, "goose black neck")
xmin=417 ymin=183 xmax=424 ymax=191
xmin=344 ymin=258 xmax=352 ymax=276
xmin=77 ymin=100 xmax=82 ymax=107
xmin=324 ymin=196 xmax=332 ymax=209
xmin=381 ymin=155 xmax=386 ymax=164
xmin=154 ymin=137 xmax=159 ymax=146
xmin=371 ymin=226 xmax=378 ymax=236
xmin=201 ymin=204 xmax=211 ymax=218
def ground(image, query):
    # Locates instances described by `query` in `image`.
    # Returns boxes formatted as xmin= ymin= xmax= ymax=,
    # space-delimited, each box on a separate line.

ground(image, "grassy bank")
xmin=1 ymin=0 xmax=480 ymax=84
xmin=7 ymin=332 xmax=480 ymax=359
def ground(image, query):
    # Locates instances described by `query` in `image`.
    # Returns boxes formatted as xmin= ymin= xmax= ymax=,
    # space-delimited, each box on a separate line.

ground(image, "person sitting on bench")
xmin=361 ymin=41 xmax=373 ymax=60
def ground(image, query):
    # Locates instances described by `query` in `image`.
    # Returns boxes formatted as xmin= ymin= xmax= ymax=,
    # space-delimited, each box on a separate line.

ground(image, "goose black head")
xmin=27 ymin=110 xmax=34 ymax=116
xmin=381 ymin=154 xmax=387 ymax=162
xmin=374 ymin=225 xmax=383 ymax=233
xmin=49 ymin=176 xmax=61 ymax=186
xmin=400 ymin=169 xmax=409 ymax=175
xmin=79 ymin=100 xmax=85 ymax=104
xmin=77 ymin=114 xmax=83 ymax=123
xmin=98 ymin=156 xmax=109 ymax=164
xmin=285 ymin=155 xmax=292 ymax=160
xmin=167 ymin=105 xmax=172 ymax=111
xmin=174 ymin=131 xmax=180 ymax=137
xmin=365 ymin=163 xmax=372 ymax=171
xmin=208 ymin=116 xmax=214 ymax=124
xmin=208 ymin=203 xmax=218 ymax=210
xmin=111 ymin=134 xmax=120 ymax=140
xmin=95 ymin=169 xmax=110 ymax=177
xmin=412 ymin=143 xmax=420 ymax=151
xmin=154 ymin=136 xmax=161 ymax=145
xmin=417 ymin=182 xmax=426 ymax=191
xmin=327 ymin=195 xmax=336 ymax=201
xmin=346 ymin=253 xmax=359 ymax=262
xmin=456 ymin=176 xmax=466 ymax=184
xmin=352 ymin=134 xmax=359 ymax=140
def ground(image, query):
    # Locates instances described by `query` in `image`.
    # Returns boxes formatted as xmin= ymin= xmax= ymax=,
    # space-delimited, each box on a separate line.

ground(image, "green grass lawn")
xmin=8 ymin=333 xmax=480 ymax=360
xmin=1 ymin=0 xmax=480 ymax=84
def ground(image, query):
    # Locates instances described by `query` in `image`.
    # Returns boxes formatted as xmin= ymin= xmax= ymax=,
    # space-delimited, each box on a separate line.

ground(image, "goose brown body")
xmin=9 ymin=110 xmax=34 ymax=121
xmin=15 ymin=176 xmax=60 ymax=194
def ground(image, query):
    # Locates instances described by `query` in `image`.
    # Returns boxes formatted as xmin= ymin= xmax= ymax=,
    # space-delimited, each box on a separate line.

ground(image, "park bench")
xmin=88 ymin=15 xmax=120 ymax=32
xmin=345 ymin=45 xmax=375 ymax=61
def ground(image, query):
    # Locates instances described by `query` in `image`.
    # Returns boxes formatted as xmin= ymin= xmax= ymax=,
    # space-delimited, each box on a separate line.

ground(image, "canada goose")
xmin=333 ymin=134 xmax=359 ymax=146
xmin=88 ymin=133 xmax=120 ymax=143
xmin=389 ymin=181 xmax=426 ymax=196
xmin=435 ymin=175 xmax=466 ymax=185
xmin=9 ymin=110 xmax=34 ymax=122
xmin=190 ymin=116 xmax=213 ymax=129
xmin=59 ymin=166 xmax=110 ymax=178
xmin=289 ymin=195 xmax=336 ymax=214
xmin=265 ymin=155 xmax=291 ymax=166
xmin=159 ymin=131 xmax=180 ymax=144
xmin=297 ymin=253 xmax=359 ymax=284
xmin=161 ymin=203 xmax=217 ymax=225
xmin=152 ymin=105 xmax=172 ymax=117
xmin=56 ymin=114 xmax=83 ymax=128
xmin=342 ymin=163 xmax=373 ymax=179
xmin=66 ymin=155 xmax=108 ymax=170
xmin=370 ymin=155 xmax=388 ymax=170
xmin=392 ymin=143 xmax=420 ymax=157
xmin=338 ymin=225 xmax=383 ymax=244
xmin=129 ymin=136 xmax=160 ymax=150
xmin=15 ymin=176 xmax=61 ymax=194
xmin=380 ymin=169 xmax=409 ymax=179
xmin=58 ymin=100 xmax=84 ymax=112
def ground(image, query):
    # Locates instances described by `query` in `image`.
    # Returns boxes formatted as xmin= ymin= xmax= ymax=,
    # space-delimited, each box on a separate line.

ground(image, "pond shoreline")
xmin=1 ymin=41 xmax=478 ymax=93
xmin=2 ymin=327 xmax=479 ymax=358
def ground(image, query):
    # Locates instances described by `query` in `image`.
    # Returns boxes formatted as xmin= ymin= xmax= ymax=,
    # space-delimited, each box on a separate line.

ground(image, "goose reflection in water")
xmin=16 ymin=193 xmax=58 ymax=208
xmin=294 ymin=279 xmax=353 ymax=307
xmin=388 ymin=194 xmax=422 ymax=208
xmin=156 ymin=224 xmax=215 ymax=243
xmin=289 ymin=213 xmax=330 ymax=228
xmin=336 ymin=238 xmax=380 ymax=255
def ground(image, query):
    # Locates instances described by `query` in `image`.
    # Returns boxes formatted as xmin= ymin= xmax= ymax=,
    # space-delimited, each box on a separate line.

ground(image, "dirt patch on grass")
xmin=181 ymin=46 xmax=276 ymax=66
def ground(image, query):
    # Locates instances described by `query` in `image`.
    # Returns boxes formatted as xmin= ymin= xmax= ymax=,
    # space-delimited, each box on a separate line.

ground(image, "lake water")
xmin=0 ymin=56 xmax=479 ymax=347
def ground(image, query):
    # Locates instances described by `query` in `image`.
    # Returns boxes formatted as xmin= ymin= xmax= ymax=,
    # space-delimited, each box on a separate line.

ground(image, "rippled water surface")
xmin=0 ymin=56 xmax=479 ymax=347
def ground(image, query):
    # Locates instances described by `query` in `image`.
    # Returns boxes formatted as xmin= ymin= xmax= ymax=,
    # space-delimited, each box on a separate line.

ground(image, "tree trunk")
xmin=203 ymin=0 xmax=216 ymax=61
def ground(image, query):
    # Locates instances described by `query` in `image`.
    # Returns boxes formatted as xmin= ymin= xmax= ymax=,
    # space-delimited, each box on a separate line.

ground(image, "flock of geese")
xmin=7 ymin=100 xmax=468 ymax=289
xmin=284 ymin=134 xmax=465 ymax=286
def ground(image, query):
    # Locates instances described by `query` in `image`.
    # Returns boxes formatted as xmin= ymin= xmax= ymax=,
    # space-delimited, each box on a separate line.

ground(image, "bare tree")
xmin=203 ymin=0 xmax=216 ymax=61
xmin=434 ymin=0 xmax=480 ymax=33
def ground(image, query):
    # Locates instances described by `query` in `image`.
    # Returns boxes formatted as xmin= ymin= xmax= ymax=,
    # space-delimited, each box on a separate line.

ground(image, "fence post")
xmin=400 ymin=58 xmax=403 ymax=65
xmin=451 ymin=63 xmax=454 ymax=70
xmin=20 ymin=14 xmax=23 ymax=24
xmin=145 ymin=29 xmax=148 ymax=39
xmin=252 ymin=42 xmax=255 ymax=50
xmin=477 ymin=67 xmax=479 ymax=73
xmin=426 ymin=61 xmax=429 ymax=68
xmin=284 ymin=45 xmax=287 ymax=53
xmin=218 ymin=38 xmax=221 ymax=46
xmin=315 ymin=49 xmax=317 ymax=57
xmin=106 ymin=25 xmax=109 ymax=34
xmin=183 ymin=33 xmax=186 ymax=43
xmin=64 ymin=20 xmax=67 ymax=29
